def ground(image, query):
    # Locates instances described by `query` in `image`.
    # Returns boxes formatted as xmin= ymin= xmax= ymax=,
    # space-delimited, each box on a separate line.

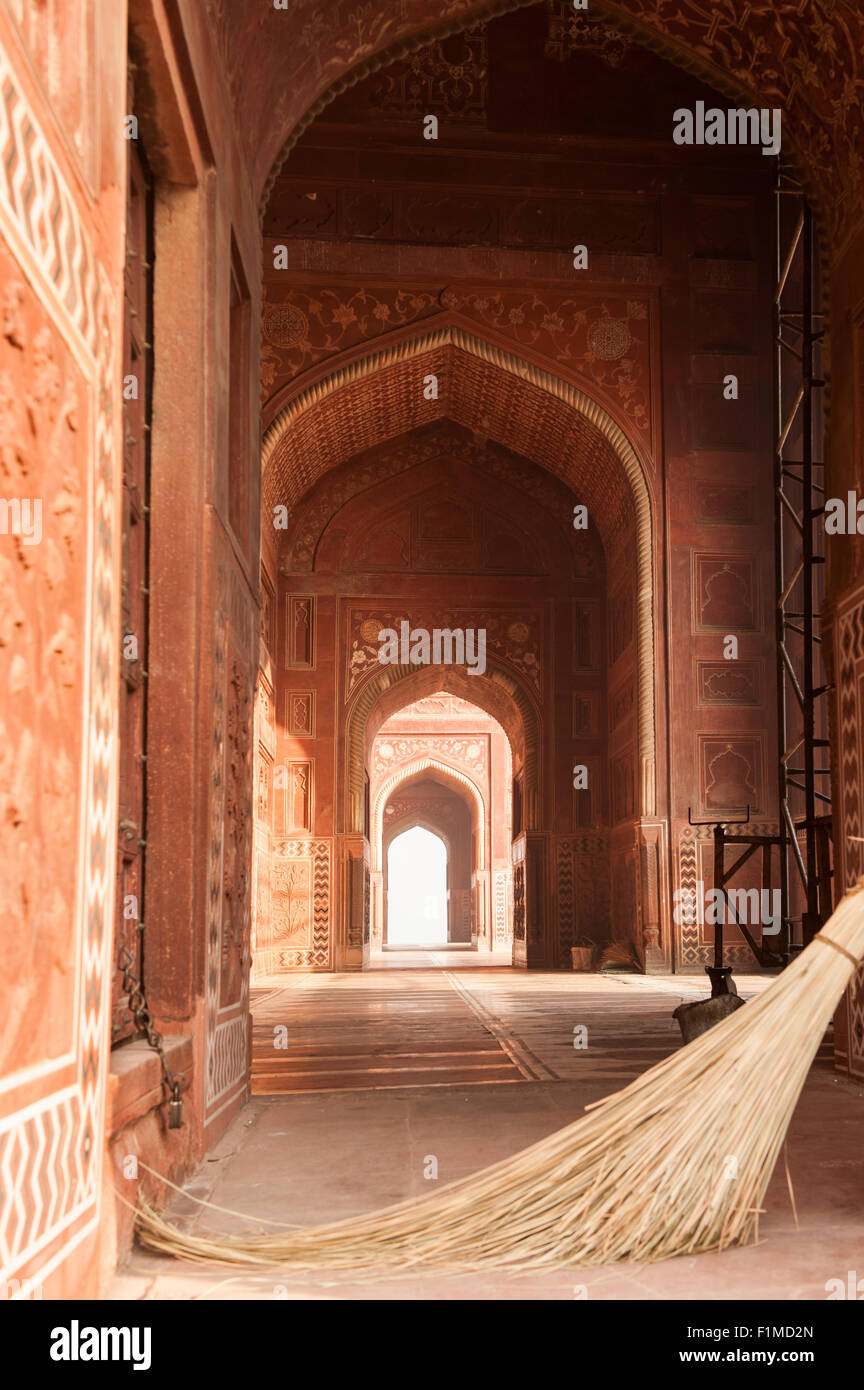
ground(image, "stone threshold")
xmin=107 ymin=1034 xmax=193 ymax=1138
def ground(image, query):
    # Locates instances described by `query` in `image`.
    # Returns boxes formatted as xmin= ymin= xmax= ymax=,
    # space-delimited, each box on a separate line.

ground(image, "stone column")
xmin=512 ymin=832 xmax=550 ymax=967
xmin=639 ymin=820 xmax=669 ymax=973
xmin=337 ymin=835 xmax=370 ymax=970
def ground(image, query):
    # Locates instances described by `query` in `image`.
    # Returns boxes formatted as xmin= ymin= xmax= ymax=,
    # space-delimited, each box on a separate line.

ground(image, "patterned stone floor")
xmin=249 ymin=958 xmax=775 ymax=1094
xmin=111 ymin=961 xmax=861 ymax=1302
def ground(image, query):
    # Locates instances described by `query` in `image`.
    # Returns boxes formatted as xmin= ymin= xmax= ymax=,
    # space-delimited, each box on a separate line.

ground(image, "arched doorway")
xmin=259 ymin=395 xmax=629 ymax=974
xmin=257 ymin=378 xmax=643 ymax=973
xmin=386 ymin=825 xmax=449 ymax=947
xmin=369 ymin=693 xmax=515 ymax=957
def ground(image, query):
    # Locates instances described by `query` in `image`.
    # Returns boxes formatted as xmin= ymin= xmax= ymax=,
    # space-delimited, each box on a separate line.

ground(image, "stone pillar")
xmin=337 ymin=835 xmax=370 ymax=970
xmin=512 ymin=832 xmax=550 ymax=967
xmin=473 ymin=868 xmax=490 ymax=947
xmin=369 ymin=868 xmax=384 ymax=949
xmin=639 ymin=820 xmax=670 ymax=973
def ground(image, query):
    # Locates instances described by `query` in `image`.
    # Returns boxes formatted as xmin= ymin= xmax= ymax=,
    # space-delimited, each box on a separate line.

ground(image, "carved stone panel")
xmin=699 ymin=736 xmax=763 ymax=815
xmin=265 ymin=839 xmax=332 ymax=972
xmin=286 ymin=689 xmax=315 ymax=737
xmin=697 ymin=661 xmax=761 ymax=706
xmin=286 ymin=595 xmax=314 ymax=667
xmin=693 ymin=553 xmax=758 ymax=632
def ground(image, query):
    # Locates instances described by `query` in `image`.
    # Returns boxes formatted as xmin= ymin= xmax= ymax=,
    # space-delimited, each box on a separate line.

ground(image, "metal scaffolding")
xmin=773 ymin=164 xmax=833 ymax=956
xmin=686 ymin=167 xmax=833 ymax=984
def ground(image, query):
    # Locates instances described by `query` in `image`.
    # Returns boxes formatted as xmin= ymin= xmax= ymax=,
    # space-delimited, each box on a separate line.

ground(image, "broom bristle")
xmin=135 ymin=885 xmax=864 ymax=1273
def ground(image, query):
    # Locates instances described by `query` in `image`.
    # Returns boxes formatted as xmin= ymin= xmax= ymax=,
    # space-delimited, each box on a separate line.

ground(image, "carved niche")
xmin=694 ymin=554 xmax=757 ymax=632
xmin=700 ymin=738 xmax=761 ymax=814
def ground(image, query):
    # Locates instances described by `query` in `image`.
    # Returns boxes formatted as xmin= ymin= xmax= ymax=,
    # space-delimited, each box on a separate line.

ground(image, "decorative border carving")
xmin=204 ymin=573 xmax=228 ymax=1115
xmin=493 ymin=868 xmax=510 ymax=944
xmin=205 ymin=570 xmax=256 ymax=1118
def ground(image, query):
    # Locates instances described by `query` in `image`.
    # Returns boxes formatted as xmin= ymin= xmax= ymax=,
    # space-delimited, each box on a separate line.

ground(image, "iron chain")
xmin=118 ymin=937 xmax=185 ymax=1126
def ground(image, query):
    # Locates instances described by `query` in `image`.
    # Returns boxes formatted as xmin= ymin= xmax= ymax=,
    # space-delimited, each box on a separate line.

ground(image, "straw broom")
xmin=135 ymin=882 xmax=864 ymax=1273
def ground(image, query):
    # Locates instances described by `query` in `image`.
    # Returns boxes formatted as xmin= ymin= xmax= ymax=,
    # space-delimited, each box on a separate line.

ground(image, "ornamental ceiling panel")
xmin=280 ymin=422 xmax=605 ymax=575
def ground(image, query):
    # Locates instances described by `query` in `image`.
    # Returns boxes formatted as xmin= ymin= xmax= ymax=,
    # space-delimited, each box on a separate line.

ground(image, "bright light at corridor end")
xmin=387 ymin=826 xmax=448 ymax=946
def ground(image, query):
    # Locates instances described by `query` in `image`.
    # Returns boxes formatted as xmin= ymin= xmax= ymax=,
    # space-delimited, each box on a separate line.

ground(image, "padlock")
xmin=168 ymin=1080 xmax=183 ymax=1129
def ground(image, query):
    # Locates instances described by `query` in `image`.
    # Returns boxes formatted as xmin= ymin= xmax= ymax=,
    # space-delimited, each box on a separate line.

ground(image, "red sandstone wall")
xmin=118 ymin=0 xmax=263 ymax=1249
xmin=0 ymin=0 xmax=126 ymax=1300
xmin=0 ymin=0 xmax=267 ymax=1297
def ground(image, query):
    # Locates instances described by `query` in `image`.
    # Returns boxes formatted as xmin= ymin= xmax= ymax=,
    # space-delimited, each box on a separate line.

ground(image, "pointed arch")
xmin=264 ymin=325 xmax=656 ymax=814
xmin=373 ymin=757 xmax=486 ymax=872
xmin=348 ymin=659 xmax=537 ymax=835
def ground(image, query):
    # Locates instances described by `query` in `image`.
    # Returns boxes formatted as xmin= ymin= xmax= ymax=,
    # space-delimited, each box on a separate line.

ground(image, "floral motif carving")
xmin=440 ymin=290 xmax=651 ymax=438
xmin=262 ymin=286 xmax=651 ymax=446
xmin=363 ymin=25 xmax=488 ymax=119
xmin=261 ymin=286 xmax=441 ymax=393
xmin=373 ymin=735 xmax=487 ymax=777
xmin=347 ymin=605 xmax=541 ymax=696
xmin=271 ymin=860 xmax=311 ymax=947
xmin=545 ymin=3 xmax=634 ymax=65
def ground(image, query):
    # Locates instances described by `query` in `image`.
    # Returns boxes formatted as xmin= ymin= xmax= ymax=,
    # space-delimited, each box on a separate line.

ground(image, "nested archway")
xmin=373 ymin=757 xmax=485 ymax=872
xmin=264 ymin=328 xmax=657 ymax=818
xmin=368 ymin=702 xmax=512 ymax=954
xmin=255 ymin=0 xmax=849 ymax=983
xmin=379 ymin=766 xmax=481 ymax=950
xmin=355 ymin=661 xmax=535 ymax=842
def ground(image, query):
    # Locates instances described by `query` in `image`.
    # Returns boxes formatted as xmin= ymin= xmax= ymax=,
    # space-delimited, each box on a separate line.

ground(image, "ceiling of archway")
xmin=263 ymin=344 xmax=636 ymax=550
xmin=205 ymin=0 xmax=864 ymax=246
xmin=382 ymin=772 xmax=476 ymax=819
xmin=277 ymin=421 xmax=603 ymax=578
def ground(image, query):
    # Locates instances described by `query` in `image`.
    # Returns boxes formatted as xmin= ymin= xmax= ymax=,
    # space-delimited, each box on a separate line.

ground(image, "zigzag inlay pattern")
xmin=0 ymin=1094 xmax=84 ymax=1277
xmin=209 ymin=1018 xmax=248 ymax=1106
xmin=677 ymin=829 xmax=700 ymax=965
xmin=556 ymin=841 xmax=576 ymax=954
xmin=0 ymin=50 xmax=101 ymax=358
xmin=493 ymin=869 xmax=509 ymax=944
